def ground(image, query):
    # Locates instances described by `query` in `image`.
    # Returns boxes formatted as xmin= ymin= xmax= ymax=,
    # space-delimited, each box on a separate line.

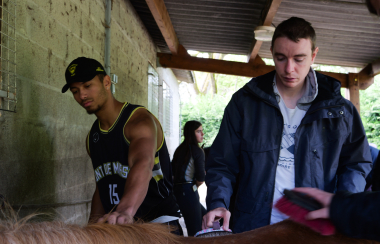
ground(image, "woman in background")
xmin=172 ymin=120 xmax=207 ymax=236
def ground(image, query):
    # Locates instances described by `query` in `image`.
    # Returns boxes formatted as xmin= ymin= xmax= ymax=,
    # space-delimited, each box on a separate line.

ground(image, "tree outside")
xmin=179 ymin=53 xmax=380 ymax=149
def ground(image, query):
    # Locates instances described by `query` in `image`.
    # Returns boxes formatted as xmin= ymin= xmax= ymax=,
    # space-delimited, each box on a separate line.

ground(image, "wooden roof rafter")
xmin=158 ymin=51 xmax=349 ymax=87
xmin=248 ymin=0 xmax=282 ymax=64
xmin=358 ymin=58 xmax=380 ymax=90
xmin=145 ymin=0 xmax=369 ymax=96
xmin=145 ymin=0 xmax=179 ymax=54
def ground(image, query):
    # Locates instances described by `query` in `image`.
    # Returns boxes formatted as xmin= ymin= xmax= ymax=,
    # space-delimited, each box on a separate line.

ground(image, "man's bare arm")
xmin=99 ymin=109 xmax=158 ymax=224
xmin=89 ymin=184 xmax=106 ymax=223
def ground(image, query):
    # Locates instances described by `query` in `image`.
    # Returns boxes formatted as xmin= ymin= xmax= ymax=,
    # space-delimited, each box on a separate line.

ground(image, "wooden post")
xmin=348 ymin=73 xmax=360 ymax=113
xmin=0 ymin=0 xmax=2 ymax=111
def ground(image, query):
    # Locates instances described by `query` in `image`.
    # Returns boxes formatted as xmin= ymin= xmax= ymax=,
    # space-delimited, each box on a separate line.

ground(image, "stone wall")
xmin=0 ymin=0 xmax=164 ymax=225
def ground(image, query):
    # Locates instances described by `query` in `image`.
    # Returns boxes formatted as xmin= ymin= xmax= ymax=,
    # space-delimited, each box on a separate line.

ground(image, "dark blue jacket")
xmin=365 ymin=146 xmax=379 ymax=189
xmin=330 ymin=191 xmax=380 ymax=241
xmin=205 ymin=71 xmax=372 ymax=233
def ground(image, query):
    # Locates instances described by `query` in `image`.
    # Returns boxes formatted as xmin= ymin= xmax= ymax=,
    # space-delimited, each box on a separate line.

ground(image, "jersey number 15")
xmin=109 ymin=184 xmax=120 ymax=204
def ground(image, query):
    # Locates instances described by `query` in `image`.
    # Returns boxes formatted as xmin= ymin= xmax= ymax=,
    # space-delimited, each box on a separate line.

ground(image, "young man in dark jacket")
xmin=202 ymin=17 xmax=372 ymax=233
xmin=285 ymin=2 xmax=380 ymax=242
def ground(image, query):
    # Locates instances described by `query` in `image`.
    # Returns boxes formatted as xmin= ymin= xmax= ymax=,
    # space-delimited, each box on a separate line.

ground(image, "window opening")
xmin=163 ymin=81 xmax=172 ymax=137
xmin=147 ymin=64 xmax=158 ymax=118
xmin=0 ymin=0 xmax=17 ymax=112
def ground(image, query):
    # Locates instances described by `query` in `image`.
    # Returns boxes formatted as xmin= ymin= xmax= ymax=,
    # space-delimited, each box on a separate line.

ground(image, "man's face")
xmin=271 ymin=37 xmax=318 ymax=90
xmin=69 ymin=75 xmax=108 ymax=114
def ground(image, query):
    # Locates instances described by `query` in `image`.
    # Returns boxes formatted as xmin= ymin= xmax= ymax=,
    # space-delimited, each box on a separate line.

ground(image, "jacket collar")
xmin=243 ymin=71 xmax=278 ymax=106
xmin=273 ymin=68 xmax=319 ymax=111
xmin=244 ymin=70 xmax=343 ymax=107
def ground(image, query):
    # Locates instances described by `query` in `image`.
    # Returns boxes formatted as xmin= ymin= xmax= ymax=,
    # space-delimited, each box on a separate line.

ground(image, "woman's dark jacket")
xmin=172 ymin=144 xmax=205 ymax=183
xmin=330 ymin=191 xmax=380 ymax=241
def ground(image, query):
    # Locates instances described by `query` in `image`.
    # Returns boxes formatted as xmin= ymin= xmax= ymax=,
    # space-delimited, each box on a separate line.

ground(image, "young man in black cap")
xmin=62 ymin=57 xmax=181 ymax=232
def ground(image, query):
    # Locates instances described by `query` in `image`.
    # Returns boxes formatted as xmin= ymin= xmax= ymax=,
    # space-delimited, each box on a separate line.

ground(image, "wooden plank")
xmin=145 ymin=0 xmax=179 ymax=54
xmin=318 ymin=71 xmax=348 ymax=88
xmin=251 ymin=54 xmax=266 ymax=66
xmin=248 ymin=0 xmax=282 ymax=62
xmin=348 ymin=73 xmax=360 ymax=113
xmin=0 ymin=0 xmax=2 ymax=110
xmin=158 ymin=52 xmax=273 ymax=77
xmin=248 ymin=40 xmax=264 ymax=64
xmin=358 ymin=58 xmax=380 ymax=90
xmin=158 ymin=52 xmax=350 ymax=86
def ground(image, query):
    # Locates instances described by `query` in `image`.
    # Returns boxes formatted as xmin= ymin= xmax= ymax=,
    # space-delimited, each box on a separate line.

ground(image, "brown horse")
xmin=1 ymin=212 xmax=379 ymax=244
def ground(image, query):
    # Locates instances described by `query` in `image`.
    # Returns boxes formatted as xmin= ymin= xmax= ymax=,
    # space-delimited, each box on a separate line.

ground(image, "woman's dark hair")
xmin=172 ymin=120 xmax=202 ymax=177
xmin=182 ymin=120 xmax=202 ymax=147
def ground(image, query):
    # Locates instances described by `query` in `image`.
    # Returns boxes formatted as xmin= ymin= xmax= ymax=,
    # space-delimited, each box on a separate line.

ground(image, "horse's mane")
xmin=0 ymin=206 xmax=180 ymax=244
xmin=2 ymin=202 xmax=378 ymax=244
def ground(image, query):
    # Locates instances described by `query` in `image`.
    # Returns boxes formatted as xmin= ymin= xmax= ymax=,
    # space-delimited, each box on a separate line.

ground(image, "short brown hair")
xmin=97 ymin=74 xmax=105 ymax=83
xmin=271 ymin=17 xmax=316 ymax=51
xmin=365 ymin=0 xmax=378 ymax=15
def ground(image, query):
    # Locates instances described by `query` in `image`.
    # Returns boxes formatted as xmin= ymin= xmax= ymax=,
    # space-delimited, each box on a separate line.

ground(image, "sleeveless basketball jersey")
xmin=87 ymin=102 xmax=180 ymax=221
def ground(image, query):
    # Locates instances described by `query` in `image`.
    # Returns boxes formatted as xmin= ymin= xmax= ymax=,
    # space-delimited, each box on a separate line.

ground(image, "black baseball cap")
xmin=62 ymin=57 xmax=107 ymax=93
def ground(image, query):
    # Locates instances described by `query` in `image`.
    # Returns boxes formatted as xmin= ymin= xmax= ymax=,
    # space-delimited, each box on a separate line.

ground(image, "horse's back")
xmin=179 ymin=220 xmax=379 ymax=244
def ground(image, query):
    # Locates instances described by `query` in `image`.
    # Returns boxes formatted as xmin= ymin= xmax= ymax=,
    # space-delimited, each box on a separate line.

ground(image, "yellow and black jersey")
xmin=87 ymin=102 xmax=180 ymax=221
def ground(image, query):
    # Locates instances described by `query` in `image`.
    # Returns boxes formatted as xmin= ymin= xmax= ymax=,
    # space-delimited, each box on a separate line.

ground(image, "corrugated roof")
xmin=130 ymin=0 xmax=267 ymax=55
xmin=130 ymin=0 xmax=380 ymax=68
xmin=258 ymin=0 xmax=380 ymax=67
xmin=165 ymin=0 xmax=266 ymax=54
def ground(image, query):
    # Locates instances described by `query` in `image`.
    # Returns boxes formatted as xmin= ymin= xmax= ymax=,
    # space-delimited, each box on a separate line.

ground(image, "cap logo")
xmin=68 ymin=64 xmax=78 ymax=77
xmin=96 ymin=67 xmax=104 ymax=72
xmin=93 ymin=132 xmax=99 ymax=143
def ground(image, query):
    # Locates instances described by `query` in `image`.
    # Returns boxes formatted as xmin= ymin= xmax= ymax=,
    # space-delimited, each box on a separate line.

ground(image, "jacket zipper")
xmin=243 ymin=86 xmax=343 ymax=225
xmin=262 ymin=99 xmax=283 ymax=225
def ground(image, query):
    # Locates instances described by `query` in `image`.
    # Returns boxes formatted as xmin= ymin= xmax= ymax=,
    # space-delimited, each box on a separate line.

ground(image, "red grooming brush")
xmin=275 ymin=189 xmax=336 ymax=236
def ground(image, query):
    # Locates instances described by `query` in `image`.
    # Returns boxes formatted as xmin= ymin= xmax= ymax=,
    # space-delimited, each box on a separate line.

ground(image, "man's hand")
xmin=98 ymin=211 xmax=134 ymax=225
xmin=202 ymin=207 xmax=231 ymax=231
xmin=293 ymin=187 xmax=334 ymax=220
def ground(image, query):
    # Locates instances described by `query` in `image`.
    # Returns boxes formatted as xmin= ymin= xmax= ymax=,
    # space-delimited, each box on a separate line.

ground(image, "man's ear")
xmin=311 ymin=47 xmax=319 ymax=64
xmin=103 ymin=75 xmax=111 ymax=90
xmin=270 ymin=46 xmax=273 ymax=55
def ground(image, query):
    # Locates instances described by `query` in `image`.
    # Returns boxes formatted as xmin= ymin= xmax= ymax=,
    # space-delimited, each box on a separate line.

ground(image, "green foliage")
xmin=180 ymin=56 xmax=380 ymax=149
xmin=181 ymin=94 xmax=232 ymax=147
xmin=180 ymin=53 xmax=251 ymax=146
xmin=360 ymin=75 xmax=380 ymax=148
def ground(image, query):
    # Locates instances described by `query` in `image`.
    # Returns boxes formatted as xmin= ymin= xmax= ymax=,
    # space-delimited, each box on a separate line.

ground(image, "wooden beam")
xmin=318 ymin=71 xmax=348 ymax=88
xmin=251 ymin=54 xmax=266 ymax=66
xmin=249 ymin=40 xmax=264 ymax=64
xmin=158 ymin=52 xmax=349 ymax=86
xmin=358 ymin=58 xmax=380 ymax=90
xmin=159 ymin=52 xmax=272 ymax=77
xmin=145 ymin=0 xmax=179 ymax=54
xmin=348 ymin=73 xmax=360 ymax=113
xmin=248 ymin=0 xmax=282 ymax=63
